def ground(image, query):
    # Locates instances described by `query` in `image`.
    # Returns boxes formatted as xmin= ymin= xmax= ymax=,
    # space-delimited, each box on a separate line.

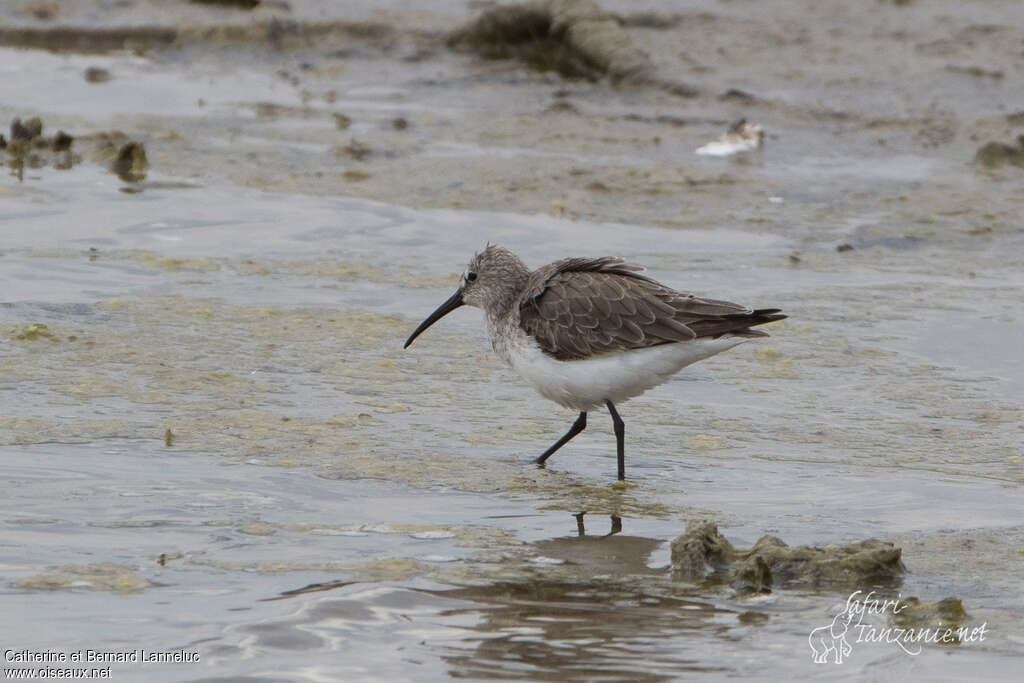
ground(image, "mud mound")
xmin=0 ymin=26 xmax=177 ymax=53
xmin=671 ymin=521 xmax=905 ymax=592
xmin=448 ymin=0 xmax=695 ymax=94
xmin=1 ymin=117 xmax=75 ymax=180
xmin=975 ymin=136 xmax=1024 ymax=169
xmin=1 ymin=117 xmax=150 ymax=184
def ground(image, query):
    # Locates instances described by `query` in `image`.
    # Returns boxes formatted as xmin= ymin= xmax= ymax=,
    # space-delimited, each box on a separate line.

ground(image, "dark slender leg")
xmin=605 ymin=400 xmax=625 ymax=480
xmin=535 ymin=412 xmax=587 ymax=466
xmin=606 ymin=515 xmax=622 ymax=537
xmin=574 ymin=511 xmax=586 ymax=537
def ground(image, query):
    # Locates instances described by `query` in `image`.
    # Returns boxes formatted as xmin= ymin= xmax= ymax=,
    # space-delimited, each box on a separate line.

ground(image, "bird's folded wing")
xmin=518 ymin=257 xmax=754 ymax=360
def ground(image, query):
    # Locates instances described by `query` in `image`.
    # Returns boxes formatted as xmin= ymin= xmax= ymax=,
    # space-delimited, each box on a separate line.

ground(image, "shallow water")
xmin=4 ymin=165 xmax=1022 ymax=680
xmin=3 ymin=1 xmax=1024 ymax=680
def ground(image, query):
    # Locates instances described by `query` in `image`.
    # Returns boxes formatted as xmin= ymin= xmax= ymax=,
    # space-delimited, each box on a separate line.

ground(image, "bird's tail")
xmin=691 ymin=308 xmax=787 ymax=339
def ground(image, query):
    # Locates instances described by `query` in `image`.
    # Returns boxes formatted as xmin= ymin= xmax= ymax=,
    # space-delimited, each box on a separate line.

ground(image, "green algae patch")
xmin=1 ymin=296 xmax=408 ymax=459
xmin=749 ymin=344 xmax=798 ymax=379
xmin=530 ymin=478 xmax=677 ymax=519
xmin=462 ymin=420 xmax=552 ymax=445
xmin=135 ymin=251 xmax=220 ymax=273
xmin=0 ymin=417 xmax=136 ymax=447
xmin=185 ymin=554 xmax=423 ymax=580
xmin=18 ymin=562 xmax=152 ymax=593
xmin=237 ymin=521 xmax=277 ymax=536
xmin=342 ymin=169 xmax=372 ymax=182
xmin=15 ymin=323 xmax=57 ymax=341
xmin=685 ymin=434 xmax=726 ymax=451
xmin=7 ymin=247 xmax=455 ymax=289
xmin=893 ymin=597 xmax=969 ymax=635
xmin=337 ymin=558 xmax=422 ymax=582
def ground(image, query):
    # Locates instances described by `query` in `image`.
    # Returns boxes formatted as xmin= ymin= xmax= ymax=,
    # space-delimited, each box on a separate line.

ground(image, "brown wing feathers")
xmin=686 ymin=308 xmax=786 ymax=339
xmin=519 ymin=258 xmax=785 ymax=360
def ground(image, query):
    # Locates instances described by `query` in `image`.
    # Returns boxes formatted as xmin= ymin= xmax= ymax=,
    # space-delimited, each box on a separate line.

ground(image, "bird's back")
xmin=518 ymin=257 xmax=784 ymax=361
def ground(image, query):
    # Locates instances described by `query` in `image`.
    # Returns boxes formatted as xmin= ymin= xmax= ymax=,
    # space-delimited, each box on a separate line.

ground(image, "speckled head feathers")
xmin=460 ymin=245 xmax=530 ymax=312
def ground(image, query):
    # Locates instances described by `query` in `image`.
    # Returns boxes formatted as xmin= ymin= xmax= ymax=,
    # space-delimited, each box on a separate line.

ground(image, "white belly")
xmin=507 ymin=337 xmax=749 ymax=411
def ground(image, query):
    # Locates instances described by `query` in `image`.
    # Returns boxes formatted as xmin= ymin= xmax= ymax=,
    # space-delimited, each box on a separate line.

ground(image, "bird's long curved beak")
xmin=404 ymin=289 xmax=464 ymax=348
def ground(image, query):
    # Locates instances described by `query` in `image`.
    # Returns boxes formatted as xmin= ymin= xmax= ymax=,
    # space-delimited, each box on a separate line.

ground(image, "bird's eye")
xmin=466 ymin=271 xmax=477 ymax=282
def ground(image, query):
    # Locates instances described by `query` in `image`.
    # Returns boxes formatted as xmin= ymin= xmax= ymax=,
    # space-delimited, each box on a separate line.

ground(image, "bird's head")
xmin=404 ymin=245 xmax=528 ymax=348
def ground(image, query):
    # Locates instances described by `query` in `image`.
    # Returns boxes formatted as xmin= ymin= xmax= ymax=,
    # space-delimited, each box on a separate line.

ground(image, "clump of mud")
xmin=110 ymin=140 xmax=149 ymax=182
xmin=448 ymin=0 xmax=695 ymax=94
xmin=975 ymin=136 xmax=1024 ymax=169
xmin=83 ymin=66 xmax=112 ymax=83
xmin=78 ymin=131 xmax=150 ymax=183
xmin=1 ymin=118 xmax=152 ymax=184
xmin=1 ymin=116 xmax=75 ymax=179
xmin=18 ymin=2 xmax=60 ymax=21
xmin=671 ymin=521 xmax=904 ymax=592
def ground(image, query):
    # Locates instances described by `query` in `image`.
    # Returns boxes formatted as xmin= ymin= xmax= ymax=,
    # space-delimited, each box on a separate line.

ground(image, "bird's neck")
xmin=485 ymin=306 xmax=526 ymax=365
xmin=483 ymin=284 xmax=522 ymax=335
xmin=483 ymin=268 xmax=530 ymax=363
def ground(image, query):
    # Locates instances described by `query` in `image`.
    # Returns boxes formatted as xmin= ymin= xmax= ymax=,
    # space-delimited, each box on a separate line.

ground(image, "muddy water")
xmin=3 ymin=1 xmax=1024 ymax=681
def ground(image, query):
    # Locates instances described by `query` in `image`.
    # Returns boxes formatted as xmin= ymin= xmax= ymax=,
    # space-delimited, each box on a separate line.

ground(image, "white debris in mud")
xmin=529 ymin=556 xmax=566 ymax=566
xmin=422 ymin=555 xmax=459 ymax=563
xmin=696 ymin=120 xmax=764 ymax=157
xmin=410 ymin=530 xmax=456 ymax=540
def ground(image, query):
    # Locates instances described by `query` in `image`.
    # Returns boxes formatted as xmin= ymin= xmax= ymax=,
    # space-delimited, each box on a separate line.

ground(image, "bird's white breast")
xmin=505 ymin=336 xmax=749 ymax=411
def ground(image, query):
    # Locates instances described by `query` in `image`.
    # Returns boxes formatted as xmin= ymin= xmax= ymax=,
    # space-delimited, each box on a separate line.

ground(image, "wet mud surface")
xmin=2 ymin=0 xmax=1024 ymax=680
